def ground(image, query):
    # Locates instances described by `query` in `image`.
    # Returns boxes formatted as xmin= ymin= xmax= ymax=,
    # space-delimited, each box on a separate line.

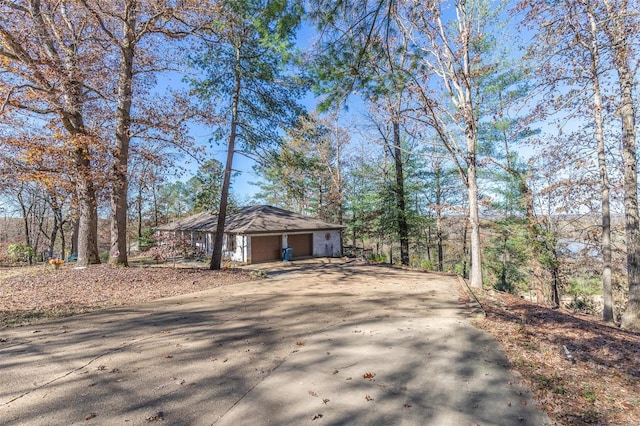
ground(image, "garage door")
xmin=287 ymin=233 xmax=313 ymax=258
xmin=251 ymin=235 xmax=282 ymax=263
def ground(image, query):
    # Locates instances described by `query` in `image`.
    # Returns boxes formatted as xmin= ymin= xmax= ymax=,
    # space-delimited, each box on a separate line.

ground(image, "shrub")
xmin=138 ymin=228 xmax=157 ymax=252
xmin=420 ymin=260 xmax=434 ymax=271
xmin=6 ymin=244 xmax=35 ymax=264
xmin=566 ymin=296 xmax=598 ymax=315
xmin=566 ymin=276 xmax=601 ymax=296
xmin=148 ymin=234 xmax=203 ymax=262
xmin=367 ymin=253 xmax=387 ymax=263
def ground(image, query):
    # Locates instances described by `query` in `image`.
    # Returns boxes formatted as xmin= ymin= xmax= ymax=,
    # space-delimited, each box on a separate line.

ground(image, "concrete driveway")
xmin=0 ymin=259 xmax=550 ymax=425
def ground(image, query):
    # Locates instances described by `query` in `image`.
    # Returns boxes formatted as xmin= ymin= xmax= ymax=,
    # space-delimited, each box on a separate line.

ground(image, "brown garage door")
xmin=287 ymin=233 xmax=313 ymax=258
xmin=251 ymin=235 xmax=282 ymax=263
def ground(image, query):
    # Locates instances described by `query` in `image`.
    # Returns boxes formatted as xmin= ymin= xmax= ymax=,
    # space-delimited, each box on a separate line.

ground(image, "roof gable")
xmin=156 ymin=211 xmax=217 ymax=232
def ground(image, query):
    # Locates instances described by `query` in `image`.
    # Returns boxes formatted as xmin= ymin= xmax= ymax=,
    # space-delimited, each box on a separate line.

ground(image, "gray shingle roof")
xmin=156 ymin=205 xmax=343 ymax=234
xmin=155 ymin=211 xmax=218 ymax=232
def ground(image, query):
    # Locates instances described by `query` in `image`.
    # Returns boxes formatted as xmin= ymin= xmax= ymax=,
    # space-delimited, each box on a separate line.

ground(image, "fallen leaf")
xmin=365 ymin=394 xmax=373 ymax=401
xmin=145 ymin=411 xmax=164 ymax=422
xmin=363 ymin=372 xmax=375 ymax=380
xmin=311 ymin=413 xmax=323 ymax=420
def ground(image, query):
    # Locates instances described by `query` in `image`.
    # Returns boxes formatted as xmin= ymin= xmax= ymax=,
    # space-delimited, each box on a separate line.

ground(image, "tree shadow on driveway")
xmin=0 ymin=261 xmax=549 ymax=425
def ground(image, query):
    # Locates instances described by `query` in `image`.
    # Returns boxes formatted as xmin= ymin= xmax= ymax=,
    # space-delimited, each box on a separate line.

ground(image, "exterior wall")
xmin=226 ymin=234 xmax=247 ymax=263
xmin=156 ymin=230 xmax=211 ymax=254
xmin=313 ymin=230 xmax=342 ymax=257
xmin=191 ymin=231 xmax=209 ymax=253
xmin=158 ymin=229 xmax=342 ymax=262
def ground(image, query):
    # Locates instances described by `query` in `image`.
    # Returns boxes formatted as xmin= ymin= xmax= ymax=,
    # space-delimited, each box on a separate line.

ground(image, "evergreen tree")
xmin=187 ymin=159 xmax=224 ymax=214
xmin=188 ymin=0 xmax=305 ymax=270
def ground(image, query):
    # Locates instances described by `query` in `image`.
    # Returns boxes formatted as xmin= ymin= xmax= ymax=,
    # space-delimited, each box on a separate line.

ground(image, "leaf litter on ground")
xmin=0 ymin=264 xmax=260 ymax=328
xmin=472 ymin=289 xmax=640 ymax=426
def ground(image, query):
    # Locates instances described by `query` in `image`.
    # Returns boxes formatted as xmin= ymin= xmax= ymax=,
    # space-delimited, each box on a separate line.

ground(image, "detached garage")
xmin=157 ymin=205 xmax=344 ymax=264
xmin=225 ymin=206 xmax=344 ymax=264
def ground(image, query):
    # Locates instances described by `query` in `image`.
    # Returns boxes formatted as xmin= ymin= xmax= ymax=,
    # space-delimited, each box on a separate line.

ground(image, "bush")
xmin=147 ymin=234 xmax=203 ymax=262
xmin=6 ymin=244 xmax=35 ymax=264
xmin=367 ymin=253 xmax=387 ymax=263
xmin=566 ymin=295 xmax=598 ymax=315
xmin=420 ymin=260 xmax=434 ymax=271
xmin=566 ymin=276 xmax=601 ymax=296
xmin=138 ymin=228 xmax=157 ymax=252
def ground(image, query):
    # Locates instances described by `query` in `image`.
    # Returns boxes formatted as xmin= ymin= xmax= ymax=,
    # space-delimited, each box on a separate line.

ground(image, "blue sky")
xmin=174 ymin=21 xmax=331 ymax=201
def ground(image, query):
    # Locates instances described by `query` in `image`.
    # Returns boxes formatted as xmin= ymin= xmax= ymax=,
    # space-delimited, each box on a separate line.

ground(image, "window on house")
xmin=225 ymin=234 xmax=236 ymax=252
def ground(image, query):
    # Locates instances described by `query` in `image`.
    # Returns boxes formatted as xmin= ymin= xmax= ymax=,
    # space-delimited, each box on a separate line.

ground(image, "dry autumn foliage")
xmin=473 ymin=289 xmax=640 ymax=425
xmin=0 ymin=263 xmax=259 ymax=328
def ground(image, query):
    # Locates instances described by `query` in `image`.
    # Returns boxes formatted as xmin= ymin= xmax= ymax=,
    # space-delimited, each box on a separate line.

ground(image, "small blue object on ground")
xmin=282 ymin=248 xmax=292 ymax=261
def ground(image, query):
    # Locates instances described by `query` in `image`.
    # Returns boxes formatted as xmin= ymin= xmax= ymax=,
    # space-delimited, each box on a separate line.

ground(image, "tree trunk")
xmin=586 ymin=11 xmax=613 ymax=322
xmin=603 ymin=0 xmax=640 ymax=330
xmin=47 ymin=195 xmax=64 ymax=258
xmin=435 ymin=165 xmax=444 ymax=272
xmin=71 ymin=218 xmax=79 ymax=257
xmin=437 ymin=224 xmax=443 ymax=272
xmin=551 ymin=253 xmax=560 ymax=308
xmin=137 ymin=191 xmax=143 ymax=240
xmin=59 ymin=216 xmax=66 ymax=260
xmin=426 ymin=225 xmax=432 ymax=263
xmin=48 ymin=213 xmax=59 ymax=259
xmin=336 ymin=133 xmax=344 ymax=226
xmin=17 ymin=185 xmax=32 ymax=264
xmin=460 ymin=0 xmax=482 ymax=288
xmin=34 ymin=207 xmax=44 ymax=262
xmin=392 ymin=120 xmax=410 ymax=266
xmin=467 ymin=151 xmax=482 ymax=288
xmin=519 ymin=176 xmax=545 ymax=304
xmin=210 ymin=46 xmax=242 ymax=271
xmin=462 ymin=217 xmax=468 ymax=279
xmin=110 ymin=4 xmax=136 ymax=266
xmin=152 ymin=184 xmax=159 ymax=227
xmin=75 ymin=148 xmax=101 ymax=267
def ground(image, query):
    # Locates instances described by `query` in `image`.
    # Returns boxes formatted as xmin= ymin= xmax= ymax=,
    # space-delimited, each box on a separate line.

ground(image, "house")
xmin=156 ymin=205 xmax=344 ymax=263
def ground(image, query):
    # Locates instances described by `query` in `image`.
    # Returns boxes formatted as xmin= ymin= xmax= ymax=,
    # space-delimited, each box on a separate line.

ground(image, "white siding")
xmin=313 ymin=230 xmax=342 ymax=257
xmin=230 ymin=234 xmax=247 ymax=262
